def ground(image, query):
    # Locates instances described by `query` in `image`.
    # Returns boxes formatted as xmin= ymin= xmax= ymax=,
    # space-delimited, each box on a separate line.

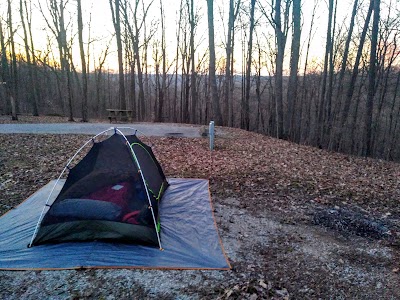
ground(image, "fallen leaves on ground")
xmin=0 ymin=125 xmax=400 ymax=299
xmin=152 ymin=128 xmax=400 ymax=221
xmin=1 ymin=127 xmax=399 ymax=220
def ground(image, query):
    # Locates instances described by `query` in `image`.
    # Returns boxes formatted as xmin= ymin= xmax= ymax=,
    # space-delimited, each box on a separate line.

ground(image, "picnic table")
xmin=106 ymin=109 xmax=133 ymax=123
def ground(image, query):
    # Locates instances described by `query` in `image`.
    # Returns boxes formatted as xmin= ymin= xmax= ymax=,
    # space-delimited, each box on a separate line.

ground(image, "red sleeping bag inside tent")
xmin=84 ymin=182 xmax=141 ymax=224
xmin=84 ymin=182 xmax=131 ymax=210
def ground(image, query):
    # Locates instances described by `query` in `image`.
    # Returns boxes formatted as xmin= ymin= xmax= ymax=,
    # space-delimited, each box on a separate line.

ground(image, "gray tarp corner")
xmin=0 ymin=178 xmax=231 ymax=270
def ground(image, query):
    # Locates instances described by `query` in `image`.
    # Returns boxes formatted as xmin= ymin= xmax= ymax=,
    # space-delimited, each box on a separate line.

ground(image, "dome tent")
xmin=29 ymin=128 xmax=168 ymax=249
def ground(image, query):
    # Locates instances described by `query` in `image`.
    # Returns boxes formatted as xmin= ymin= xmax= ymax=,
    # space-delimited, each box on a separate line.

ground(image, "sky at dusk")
xmin=0 ymin=0 xmax=387 ymax=75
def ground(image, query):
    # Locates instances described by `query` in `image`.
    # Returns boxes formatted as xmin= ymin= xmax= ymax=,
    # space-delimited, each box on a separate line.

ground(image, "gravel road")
xmin=0 ymin=123 xmax=202 ymax=137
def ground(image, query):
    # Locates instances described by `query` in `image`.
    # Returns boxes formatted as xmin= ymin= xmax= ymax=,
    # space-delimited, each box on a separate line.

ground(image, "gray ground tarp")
xmin=0 ymin=178 xmax=230 ymax=270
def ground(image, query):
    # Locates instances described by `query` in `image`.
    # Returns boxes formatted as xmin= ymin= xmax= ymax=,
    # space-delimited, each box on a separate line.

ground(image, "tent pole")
xmin=115 ymin=126 xmax=147 ymax=137
xmin=28 ymin=127 xmax=115 ymax=248
xmin=115 ymin=129 xmax=163 ymax=250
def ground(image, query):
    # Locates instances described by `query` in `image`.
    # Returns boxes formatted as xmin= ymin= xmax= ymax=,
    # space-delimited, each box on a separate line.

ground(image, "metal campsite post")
xmin=209 ymin=121 xmax=215 ymax=151
xmin=209 ymin=121 xmax=215 ymax=178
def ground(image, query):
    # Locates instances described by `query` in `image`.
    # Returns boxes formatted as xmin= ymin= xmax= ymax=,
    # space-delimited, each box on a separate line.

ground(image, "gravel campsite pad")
xmin=0 ymin=121 xmax=399 ymax=299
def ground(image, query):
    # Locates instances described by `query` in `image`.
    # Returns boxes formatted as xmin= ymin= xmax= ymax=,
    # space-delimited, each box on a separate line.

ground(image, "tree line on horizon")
xmin=0 ymin=0 xmax=399 ymax=162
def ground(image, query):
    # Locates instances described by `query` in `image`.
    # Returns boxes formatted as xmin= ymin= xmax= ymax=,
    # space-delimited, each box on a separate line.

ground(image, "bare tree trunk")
xmin=7 ymin=0 xmax=18 ymax=120
xmin=335 ymin=0 xmax=359 ymax=99
xmin=189 ymin=0 xmax=197 ymax=124
xmin=0 ymin=17 xmax=11 ymax=115
xmin=26 ymin=0 xmax=41 ymax=114
xmin=269 ymin=0 xmax=290 ymax=138
xmin=206 ymin=0 xmax=223 ymax=125
xmin=38 ymin=0 xmax=64 ymax=115
xmin=225 ymin=0 xmax=240 ymax=127
xmin=324 ymin=0 xmax=338 ymax=144
xmin=130 ymin=57 xmax=137 ymax=119
xmin=154 ymin=46 xmax=160 ymax=121
xmin=59 ymin=1 xmax=74 ymax=121
xmin=229 ymin=23 xmax=236 ymax=127
xmin=77 ymin=0 xmax=88 ymax=121
xmin=286 ymin=0 xmax=301 ymax=139
xmin=275 ymin=0 xmax=284 ymax=138
xmin=120 ymin=0 xmax=148 ymax=120
xmin=348 ymin=66 xmax=366 ymax=154
xmin=95 ymin=47 xmax=109 ymax=117
xmin=142 ymin=1 xmax=150 ymax=116
xmin=337 ymin=0 xmax=373 ymax=148
xmin=158 ymin=0 xmax=166 ymax=122
xmin=134 ymin=2 xmax=146 ymax=120
xmin=300 ymin=0 xmax=318 ymax=143
xmin=372 ymin=4 xmax=400 ymax=156
xmin=225 ymin=0 xmax=234 ymax=127
xmin=365 ymin=0 xmax=380 ymax=157
xmin=184 ymin=53 xmax=190 ymax=123
xmin=374 ymin=39 xmax=398 ymax=155
xmin=255 ymin=37 xmax=266 ymax=132
xmin=241 ymin=32 xmax=245 ymax=130
xmin=242 ymin=0 xmax=255 ymax=131
xmin=20 ymin=0 xmax=39 ymax=116
xmin=109 ymin=0 xmax=126 ymax=110
xmin=180 ymin=26 xmax=187 ymax=123
xmin=330 ymin=0 xmax=358 ymax=149
xmin=317 ymin=0 xmax=334 ymax=145
xmin=386 ymin=70 xmax=400 ymax=159
xmin=43 ymin=0 xmax=74 ymax=120
xmin=174 ymin=1 xmax=184 ymax=123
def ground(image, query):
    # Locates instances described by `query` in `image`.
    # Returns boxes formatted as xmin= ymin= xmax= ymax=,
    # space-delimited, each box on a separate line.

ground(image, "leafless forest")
xmin=0 ymin=0 xmax=399 ymax=161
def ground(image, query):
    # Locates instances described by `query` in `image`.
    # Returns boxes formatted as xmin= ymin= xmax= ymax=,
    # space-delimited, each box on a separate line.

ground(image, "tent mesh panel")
xmin=33 ymin=133 xmax=168 ymax=246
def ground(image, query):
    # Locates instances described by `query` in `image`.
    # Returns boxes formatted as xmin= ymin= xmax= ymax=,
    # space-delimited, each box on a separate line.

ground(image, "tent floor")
xmin=0 ymin=178 xmax=230 ymax=270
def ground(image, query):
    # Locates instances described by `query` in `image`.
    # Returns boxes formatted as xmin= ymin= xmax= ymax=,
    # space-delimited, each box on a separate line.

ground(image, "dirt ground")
xmin=0 ymin=116 xmax=399 ymax=299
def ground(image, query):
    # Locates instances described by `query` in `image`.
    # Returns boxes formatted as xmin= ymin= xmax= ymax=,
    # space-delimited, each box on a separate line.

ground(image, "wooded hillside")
xmin=1 ymin=0 xmax=399 ymax=161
